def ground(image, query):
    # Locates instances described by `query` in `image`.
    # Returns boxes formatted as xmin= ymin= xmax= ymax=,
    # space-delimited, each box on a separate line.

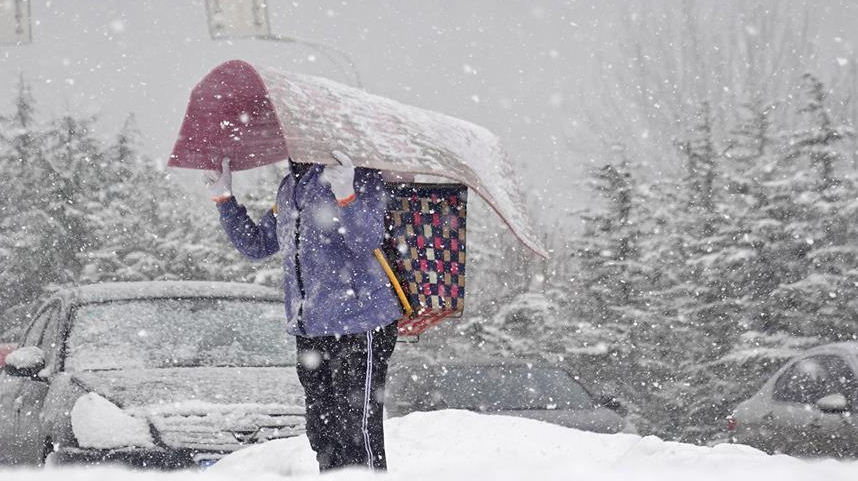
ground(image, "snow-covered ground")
xmin=3 ymin=410 xmax=858 ymax=481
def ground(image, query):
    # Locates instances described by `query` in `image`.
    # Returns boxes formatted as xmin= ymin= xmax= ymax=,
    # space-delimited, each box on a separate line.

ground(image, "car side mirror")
xmin=596 ymin=394 xmax=626 ymax=415
xmin=4 ymin=346 xmax=46 ymax=379
xmin=816 ymin=393 xmax=848 ymax=413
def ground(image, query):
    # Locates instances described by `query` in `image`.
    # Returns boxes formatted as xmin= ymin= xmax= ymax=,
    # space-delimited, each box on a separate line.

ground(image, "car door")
xmin=14 ymin=301 xmax=64 ymax=465
xmin=808 ymin=355 xmax=858 ymax=457
xmin=767 ymin=354 xmax=857 ymax=457
xmin=0 ymin=301 xmax=60 ymax=465
xmin=767 ymin=356 xmax=827 ymax=456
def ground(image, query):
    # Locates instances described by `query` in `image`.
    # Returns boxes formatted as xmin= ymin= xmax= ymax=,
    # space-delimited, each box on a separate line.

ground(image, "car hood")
xmin=486 ymin=408 xmax=627 ymax=434
xmin=71 ymin=367 xmax=305 ymax=452
xmin=72 ymin=366 xmax=304 ymax=408
xmin=389 ymin=405 xmax=628 ymax=434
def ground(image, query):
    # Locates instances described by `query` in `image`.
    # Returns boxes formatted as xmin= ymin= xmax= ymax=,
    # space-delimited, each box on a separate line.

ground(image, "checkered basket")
xmin=376 ymin=183 xmax=467 ymax=336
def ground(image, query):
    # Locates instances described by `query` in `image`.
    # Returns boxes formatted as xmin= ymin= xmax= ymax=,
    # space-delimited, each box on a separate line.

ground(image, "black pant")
xmin=295 ymin=321 xmax=398 ymax=472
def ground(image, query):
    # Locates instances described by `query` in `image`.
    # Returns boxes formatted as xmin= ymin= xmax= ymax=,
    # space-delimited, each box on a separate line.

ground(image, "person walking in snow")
xmin=204 ymin=151 xmax=400 ymax=472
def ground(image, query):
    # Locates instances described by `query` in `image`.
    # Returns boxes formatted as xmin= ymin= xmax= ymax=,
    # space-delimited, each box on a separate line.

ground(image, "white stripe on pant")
xmin=362 ymin=330 xmax=376 ymax=470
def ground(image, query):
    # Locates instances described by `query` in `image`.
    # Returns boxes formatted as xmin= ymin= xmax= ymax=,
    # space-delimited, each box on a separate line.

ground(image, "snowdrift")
xmin=5 ymin=410 xmax=858 ymax=480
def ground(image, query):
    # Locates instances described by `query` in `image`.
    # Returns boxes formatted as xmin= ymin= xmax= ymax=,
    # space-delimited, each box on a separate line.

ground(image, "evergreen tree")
xmin=651 ymin=103 xmax=750 ymax=442
xmin=0 ymin=108 xmax=107 ymax=329
xmin=78 ymin=115 xmax=278 ymax=285
xmin=0 ymin=88 xmax=282 ymax=334
xmin=0 ymin=77 xmax=43 ymax=327
xmin=767 ymin=74 xmax=858 ymax=340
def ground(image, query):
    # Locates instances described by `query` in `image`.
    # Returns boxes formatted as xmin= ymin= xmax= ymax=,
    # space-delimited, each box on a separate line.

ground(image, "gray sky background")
xmin=2 ymin=0 xmax=858 ymax=225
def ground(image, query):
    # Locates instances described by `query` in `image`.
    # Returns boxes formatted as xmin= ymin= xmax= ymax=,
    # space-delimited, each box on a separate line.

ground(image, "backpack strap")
xmin=374 ymin=248 xmax=413 ymax=317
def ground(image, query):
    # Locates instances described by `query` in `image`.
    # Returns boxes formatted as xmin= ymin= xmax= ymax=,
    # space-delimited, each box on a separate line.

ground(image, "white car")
xmin=0 ymin=281 xmax=304 ymax=468
xmin=729 ymin=342 xmax=858 ymax=457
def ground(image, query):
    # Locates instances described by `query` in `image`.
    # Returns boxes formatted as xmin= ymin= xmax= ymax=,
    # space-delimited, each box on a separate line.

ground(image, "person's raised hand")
xmin=323 ymin=150 xmax=356 ymax=206
xmin=203 ymin=157 xmax=232 ymax=203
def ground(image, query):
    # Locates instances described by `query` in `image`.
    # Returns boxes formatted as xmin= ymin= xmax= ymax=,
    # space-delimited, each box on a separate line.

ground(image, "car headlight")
xmin=70 ymin=393 xmax=155 ymax=449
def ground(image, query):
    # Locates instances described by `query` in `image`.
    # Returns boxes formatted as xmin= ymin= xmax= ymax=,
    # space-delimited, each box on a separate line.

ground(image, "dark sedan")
xmin=385 ymin=361 xmax=635 ymax=434
xmin=0 ymin=281 xmax=305 ymax=468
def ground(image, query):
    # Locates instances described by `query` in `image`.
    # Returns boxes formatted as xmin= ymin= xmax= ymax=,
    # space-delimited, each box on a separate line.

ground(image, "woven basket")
xmin=378 ymin=183 xmax=468 ymax=336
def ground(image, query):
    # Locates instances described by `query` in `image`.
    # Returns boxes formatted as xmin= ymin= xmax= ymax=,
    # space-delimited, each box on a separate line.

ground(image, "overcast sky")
xmin=2 ymin=0 xmax=858 ymax=224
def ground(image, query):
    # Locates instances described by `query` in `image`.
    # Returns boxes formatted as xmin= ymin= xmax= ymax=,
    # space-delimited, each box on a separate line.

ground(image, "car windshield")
xmin=65 ymin=298 xmax=294 ymax=371
xmin=393 ymin=365 xmax=595 ymax=411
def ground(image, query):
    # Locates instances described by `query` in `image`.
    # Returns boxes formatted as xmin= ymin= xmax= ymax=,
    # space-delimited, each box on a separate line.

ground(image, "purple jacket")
xmin=217 ymin=164 xmax=401 ymax=337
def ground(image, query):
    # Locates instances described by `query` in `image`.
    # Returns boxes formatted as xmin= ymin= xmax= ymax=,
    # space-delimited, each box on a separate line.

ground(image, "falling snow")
xmin=3 ymin=0 xmax=858 ymax=477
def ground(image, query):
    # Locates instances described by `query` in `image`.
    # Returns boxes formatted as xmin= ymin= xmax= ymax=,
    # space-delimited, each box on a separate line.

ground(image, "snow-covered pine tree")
xmin=549 ymin=144 xmax=670 ymax=433
xmin=651 ymin=102 xmax=754 ymax=443
xmin=789 ymin=74 xmax=851 ymax=191
xmin=697 ymin=96 xmax=809 ymax=443
xmin=0 ymin=107 xmax=107 ymax=332
xmin=0 ymin=92 xmax=279 ymax=334
xmin=79 ymin=114 xmax=277 ymax=285
xmin=38 ymin=113 xmax=104 ymax=285
xmin=766 ymin=73 xmax=858 ymax=341
xmin=0 ymin=76 xmax=43 ymax=331
xmin=572 ymin=146 xmax=651 ymax=352
xmin=77 ymin=114 xmax=150 ymax=282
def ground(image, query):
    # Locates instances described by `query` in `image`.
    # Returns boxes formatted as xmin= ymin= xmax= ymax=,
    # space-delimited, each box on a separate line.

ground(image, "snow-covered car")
xmin=385 ymin=361 xmax=635 ymax=434
xmin=0 ymin=281 xmax=304 ymax=468
xmin=729 ymin=342 xmax=858 ymax=457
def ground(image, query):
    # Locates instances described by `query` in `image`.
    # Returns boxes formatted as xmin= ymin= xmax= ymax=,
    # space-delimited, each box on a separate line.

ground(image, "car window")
xmin=65 ymin=298 xmax=295 ymax=371
xmin=21 ymin=302 xmax=60 ymax=348
xmin=773 ymin=355 xmax=857 ymax=405
xmin=818 ymin=356 xmax=858 ymax=405
xmin=390 ymin=365 xmax=595 ymax=411
xmin=37 ymin=306 xmax=63 ymax=371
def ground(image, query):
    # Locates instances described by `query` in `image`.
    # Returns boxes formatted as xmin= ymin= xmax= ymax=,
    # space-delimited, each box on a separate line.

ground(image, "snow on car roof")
xmin=68 ymin=281 xmax=282 ymax=305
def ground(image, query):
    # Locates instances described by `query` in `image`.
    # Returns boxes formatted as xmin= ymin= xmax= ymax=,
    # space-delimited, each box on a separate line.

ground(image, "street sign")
xmin=205 ymin=0 xmax=271 ymax=39
xmin=0 ymin=0 xmax=31 ymax=45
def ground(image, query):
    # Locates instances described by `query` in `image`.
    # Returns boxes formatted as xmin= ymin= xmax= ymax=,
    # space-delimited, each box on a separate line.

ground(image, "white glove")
xmin=203 ymin=158 xmax=232 ymax=202
xmin=322 ymin=150 xmax=356 ymax=206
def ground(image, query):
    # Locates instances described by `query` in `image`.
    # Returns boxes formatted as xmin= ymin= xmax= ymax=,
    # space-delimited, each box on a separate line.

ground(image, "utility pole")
xmin=0 ymin=0 xmax=31 ymax=45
